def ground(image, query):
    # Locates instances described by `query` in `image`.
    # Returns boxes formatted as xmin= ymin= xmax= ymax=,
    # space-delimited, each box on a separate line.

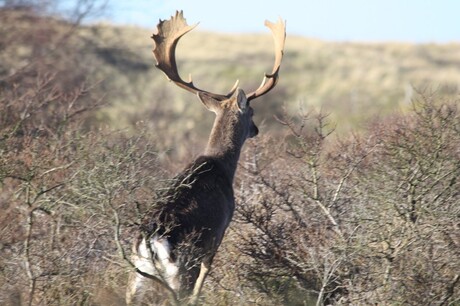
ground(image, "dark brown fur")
xmin=142 ymin=156 xmax=235 ymax=291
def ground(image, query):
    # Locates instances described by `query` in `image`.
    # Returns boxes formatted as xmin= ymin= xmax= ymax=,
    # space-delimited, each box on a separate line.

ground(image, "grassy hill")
xmin=2 ymin=9 xmax=459 ymax=139
xmin=78 ymin=22 xmax=460 ymax=134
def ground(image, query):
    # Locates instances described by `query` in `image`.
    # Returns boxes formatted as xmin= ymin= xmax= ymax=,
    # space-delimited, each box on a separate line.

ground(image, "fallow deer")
xmin=126 ymin=11 xmax=285 ymax=305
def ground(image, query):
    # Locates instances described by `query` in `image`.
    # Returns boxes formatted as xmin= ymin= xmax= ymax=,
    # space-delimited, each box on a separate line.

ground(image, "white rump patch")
xmin=152 ymin=235 xmax=179 ymax=286
xmin=133 ymin=236 xmax=179 ymax=290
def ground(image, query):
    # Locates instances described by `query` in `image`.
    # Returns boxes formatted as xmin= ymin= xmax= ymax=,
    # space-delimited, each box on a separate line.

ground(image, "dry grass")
xmin=73 ymin=22 xmax=460 ymax=136
xmin=4 ymin=9 xmax=458 ymax=136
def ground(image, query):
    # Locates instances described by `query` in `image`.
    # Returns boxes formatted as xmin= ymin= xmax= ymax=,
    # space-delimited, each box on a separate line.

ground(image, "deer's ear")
xmin=235 ymin=88 xmax=248 ymax=112
xmin=197 ymin=92 xmax=221 ymax=112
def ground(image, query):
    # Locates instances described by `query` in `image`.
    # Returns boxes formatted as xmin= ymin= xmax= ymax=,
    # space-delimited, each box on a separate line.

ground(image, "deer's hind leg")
xmin=126 ymin=269 xmax=149 ymax=305
xmin=126 ymin=238 xmax=157 ymax=305
xmin=188 ymin=260 xmax=211 ymax=305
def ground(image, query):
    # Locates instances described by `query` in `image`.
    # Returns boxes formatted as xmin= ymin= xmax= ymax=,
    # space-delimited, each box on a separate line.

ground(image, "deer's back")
xmin=142 ymin=156 xmax=235 ymax=254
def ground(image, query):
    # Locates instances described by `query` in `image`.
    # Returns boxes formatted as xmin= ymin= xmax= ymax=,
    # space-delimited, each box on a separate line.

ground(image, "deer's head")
xmin=151 ymin=11 xmax=285 ymax=149
xmin=197 ymin=88 xmax=258 ymax=147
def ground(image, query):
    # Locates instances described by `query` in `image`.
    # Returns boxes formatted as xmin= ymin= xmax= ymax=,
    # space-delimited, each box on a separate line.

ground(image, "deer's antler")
xmin=247 ymin=18 xmax=286 ymax=102
xmin=152 ymin=11 xmax=239 ymax=101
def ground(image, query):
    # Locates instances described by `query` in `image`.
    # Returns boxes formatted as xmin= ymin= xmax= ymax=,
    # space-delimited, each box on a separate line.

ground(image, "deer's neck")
xmin=204 ymin=114 xmax=245 ymax=181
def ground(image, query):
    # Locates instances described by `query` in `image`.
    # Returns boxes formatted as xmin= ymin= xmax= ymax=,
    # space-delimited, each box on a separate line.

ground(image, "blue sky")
xmin=89 ymin=0 xmax=459 ymax=43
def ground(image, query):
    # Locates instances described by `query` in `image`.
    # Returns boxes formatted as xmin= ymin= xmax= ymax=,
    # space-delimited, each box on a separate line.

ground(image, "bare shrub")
xmin=228 ymin=94 xmax=459 ymax=305
xmin=343 ymin=93 xmax=460 ymax=305
xmin=0 ymin=5 xmax=163 ymax=305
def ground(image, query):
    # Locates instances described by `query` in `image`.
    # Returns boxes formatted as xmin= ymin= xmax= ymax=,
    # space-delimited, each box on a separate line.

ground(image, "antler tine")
xmin=152 ymin=11 xmax=236 ymax=100
xmin=247 ymin=18 xmax=286 ymax=102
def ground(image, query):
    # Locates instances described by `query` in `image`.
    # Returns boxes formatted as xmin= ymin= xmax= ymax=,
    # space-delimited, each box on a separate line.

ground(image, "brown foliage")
xmin=225 ymin=95 xmax=459 ymax=305
xmin=0 ymin=6 xmax=160 ymax=305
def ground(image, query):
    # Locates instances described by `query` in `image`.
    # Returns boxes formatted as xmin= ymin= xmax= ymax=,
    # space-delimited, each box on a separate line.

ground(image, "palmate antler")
xmin=246 ymin=18 xmax=286 ymax=102
xmin=152 ymin=11 xmax=286 ymax=102
xmin=151 ymin=11 xmax=237 ymax=101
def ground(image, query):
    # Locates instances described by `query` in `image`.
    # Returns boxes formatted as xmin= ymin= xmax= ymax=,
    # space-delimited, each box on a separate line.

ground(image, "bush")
xmin=227 ymin=94 xmax=459 ymax=305
xmin=0 ymin=6 xmax=162 ymax=305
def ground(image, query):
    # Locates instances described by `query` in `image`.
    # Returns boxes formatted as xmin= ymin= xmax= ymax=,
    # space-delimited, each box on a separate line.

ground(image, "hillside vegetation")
xmin=79 ymin=21 xmax=460 ymax=133
xmin=1 ymin=8 xmax=459 ymax=306
xmin=2 ymin=8 xmax=460 ymax=137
